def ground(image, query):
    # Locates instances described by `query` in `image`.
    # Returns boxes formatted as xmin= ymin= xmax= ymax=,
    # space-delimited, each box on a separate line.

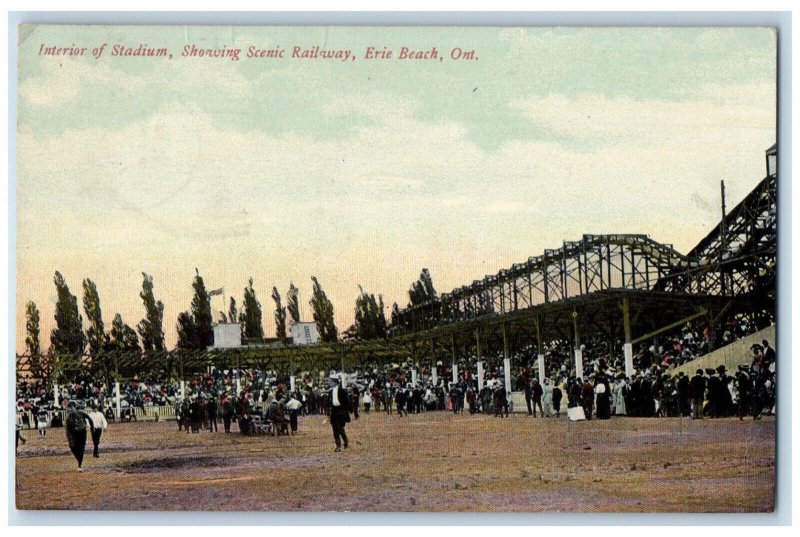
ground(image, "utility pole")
xmin=720 ymin=180 xmax=728 ymax=295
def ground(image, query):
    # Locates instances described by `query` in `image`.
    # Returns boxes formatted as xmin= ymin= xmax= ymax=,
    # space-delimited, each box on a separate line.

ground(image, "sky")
xmin=15 ymin=25 xmax=777 ymax=353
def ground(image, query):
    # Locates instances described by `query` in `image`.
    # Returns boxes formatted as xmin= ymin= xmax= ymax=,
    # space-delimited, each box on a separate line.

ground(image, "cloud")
xmin=481 ymin=200 xmax=536 ymax=214
xmin=690 ymin=191 xmax=716 ymax=214
xmin=509 ymin=83 xmax=774 ymax=147
xmin=18 ymin=56 xmax=146 ymax=106
xmin=362 ymin=175 xmax=425 ymax=188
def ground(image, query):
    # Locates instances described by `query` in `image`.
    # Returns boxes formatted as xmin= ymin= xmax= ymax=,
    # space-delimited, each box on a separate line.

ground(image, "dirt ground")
xmin=15 ymin=411 xmax=775 ymax=512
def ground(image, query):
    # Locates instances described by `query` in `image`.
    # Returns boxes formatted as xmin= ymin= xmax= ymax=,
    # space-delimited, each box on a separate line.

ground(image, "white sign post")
xmin=290 ymin=375 xmax=296 ymax=392
xmin=452 ymin=363 xmax=458 ymax=385
xmin=180 ymin=380 xmax=186 ymax=400
xmin=477 ymin=361 xmax=485 ymax=389
xmin=624 ymin=343 xmax=634 ymax=378
xmin=503 ymin=358 xmax=512 ymax=394
xmin=411 ymin=368 xmax=418 ymax=386
xmin=431 ymin=366 xmax=438 ymax=386
xmin=537 ymin=354 xmax=545 ymax=385
xmin=114 ymin=381 xmax=121 ymax=420
xmin=575 ymin=348 xmax=584 ymax=380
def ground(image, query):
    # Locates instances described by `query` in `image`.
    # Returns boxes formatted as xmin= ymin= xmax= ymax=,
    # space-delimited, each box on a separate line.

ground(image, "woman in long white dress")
xmin=542 ymin=378 xmax=554 ymax=417
xmin=613 ymin=377 xmax=628 ymax=416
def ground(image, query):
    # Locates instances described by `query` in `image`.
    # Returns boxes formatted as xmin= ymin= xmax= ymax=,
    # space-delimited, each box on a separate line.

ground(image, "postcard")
xmin=15 ymin=24 xmax=777 ymax=512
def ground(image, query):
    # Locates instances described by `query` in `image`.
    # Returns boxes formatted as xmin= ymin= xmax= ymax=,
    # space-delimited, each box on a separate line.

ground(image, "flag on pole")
xmin=209 ymin=287 xmax=224 ymax=296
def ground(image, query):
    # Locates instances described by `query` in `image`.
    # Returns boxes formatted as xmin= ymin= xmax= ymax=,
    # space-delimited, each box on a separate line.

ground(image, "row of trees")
xmin=23 ymin=268 xmax=439 ymax=372
xmin=24 ymin=271 xmax=164 ymax=380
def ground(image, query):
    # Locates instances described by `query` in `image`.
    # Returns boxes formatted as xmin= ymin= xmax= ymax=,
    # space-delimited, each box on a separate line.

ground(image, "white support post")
xmin=503 ymin=358 xmax=512 ymax=394
xmin=53 ymin=382 xmax=59 ymax=407
xmin=290 ymin=375 xmax=296 ymax=393
xmin=235 ymin=376 xmax=241 ymax=396
xmin=624 ymin=343 xmax=634 ymax=378
xmin=537 ymin=354 xmax=545 ymax=385
xmin=575 ymin=348 xmax=584 ymax=380
xmin=477 ymin=361 xmax=485 ymax=389
xmin=180 ymin=380 xmax=185 ymax=400
xmin=411 ymin=368 xmax=418 ymax=387
xmin=114 ymin=381 xmax=121 ymax=421
xmin=452 ymin=363 xmax=458 ymax=385
xmin=431 ymin=365 xmax=438 ymax=386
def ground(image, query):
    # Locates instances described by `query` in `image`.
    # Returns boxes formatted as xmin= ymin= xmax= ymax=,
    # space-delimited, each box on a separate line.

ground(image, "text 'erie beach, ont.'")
xmin=37 ymin=43 xmax=479 ymax=62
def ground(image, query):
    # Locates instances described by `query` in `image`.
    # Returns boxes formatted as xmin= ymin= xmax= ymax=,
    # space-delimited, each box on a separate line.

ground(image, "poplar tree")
xmin=137 ymin=273 xmax=165 ymax=353
xmin=287 ymin=282 xmax=300 ymax=324
xmin=352 ymin=286 xmax=387 ymax=340
xmin=83 ymin=278 xmax=109 ymax=358
xmin=176 ymin=311 xmax=197 ymax=350
xmin=310 ymin=276 xmax=337 ymax=343
xmin=191 ymin=269 xmax=214 ymax=348
xmin=50 ymin=271 xmax=85 ymax=356
xmin=241 ymin=277 xmax=264 ymax=339
xmin=25 ymin=301 xmax=41 ymax=356
xmin=272 ymin=286 xmax=287 ymax=339
xmin=228 ymin=297 xmax=238 ymax=325
xmin=110 ymin=313 xmax=141 ymax=353
xmin=408 ymin=268 xmax=437 ymax=305
xmin=25 ymin=300 xmax=46 ymax=379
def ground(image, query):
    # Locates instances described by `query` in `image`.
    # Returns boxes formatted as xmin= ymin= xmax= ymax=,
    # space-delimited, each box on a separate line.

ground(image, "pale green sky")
xmin=16 ymin=25 xmax=776 ymax=352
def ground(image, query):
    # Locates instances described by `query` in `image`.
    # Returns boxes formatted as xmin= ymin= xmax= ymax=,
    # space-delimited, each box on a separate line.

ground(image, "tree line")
xmin=23 ymin=267 xmax=439 ymax=378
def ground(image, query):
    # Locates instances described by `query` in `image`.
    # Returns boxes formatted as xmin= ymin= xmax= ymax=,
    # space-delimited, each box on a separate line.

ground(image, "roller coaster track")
xmin=393 ymin=148 xmax=777 ymax=334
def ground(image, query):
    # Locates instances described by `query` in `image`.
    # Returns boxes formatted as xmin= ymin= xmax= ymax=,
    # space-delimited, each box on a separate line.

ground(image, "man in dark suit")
xmin=207 ymin=395 xmax=219 ymax=432
xmin=690 ymin=369 xmax=706 ymax=419
xmin=762 ymin=340 xmax=776 ymax=365
xmin=329 ymin=379 xmax=352 ymax=452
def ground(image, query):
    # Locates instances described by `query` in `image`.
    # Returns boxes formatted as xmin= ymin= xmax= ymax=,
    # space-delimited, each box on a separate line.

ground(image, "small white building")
xmin=212 ymin=323 xmax=242 ymax=349
xmin=290 ymin=322 xmax=320 ymax=346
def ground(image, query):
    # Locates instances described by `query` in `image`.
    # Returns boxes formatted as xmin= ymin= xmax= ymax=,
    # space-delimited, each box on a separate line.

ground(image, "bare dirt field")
xmin=15 ymin=411 xmax=775 ymax=512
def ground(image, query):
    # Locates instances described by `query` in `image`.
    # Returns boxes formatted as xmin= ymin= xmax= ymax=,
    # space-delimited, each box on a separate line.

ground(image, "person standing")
xmin=706 ymin=368 xmax=720 ymax=418
xmin=286 ymin=394 xmax=302 ymax=434
xmin=480 ymin=382 xmax=492 ymax=414
xmin=465 ymin=386 xmax=477 ymax=414
xmin=677 ymin=372 xmax=691 ymax=417
xmin=552 ymin=381 xmax=563 ymax=417
xmin=542 ymin=378 xmax=554 ymax=417
xmin=521 ymin=370 xmax=533 ymax=416
xmin=494 ymin=383 xmax=509 ymax=418
xmin=395 ymin=387 xmax=407 ymax=417
xmin=65 ymin=402 xmax=94 ymax=472
xmin=736 ymin=368 xmax=752 ymax=420
xmin=37 ymin=406 xmax=49 ymax=437
xmin=207 ymin=395 xmax=219 ymax=432
xmin=362 ymin=390 xmax=372 ymax=413
xmin=329 ymin=379 xmax=352 ymax=452
xmin=87 ymin=403 xmax=108 ymax=458
xmin=762 ymin=339 xmax=776 ymax=365
xmin=16 ymin=412 xmax=26 ymax=451
xmin=612 ymin=376 xmax=627 ymax=416
xmin=690 ymin=369 xmax=706 ymax=419
xmin=221 ymin=394 xmax=234 ymax=433
xmin=580 ymin=378 xmax=594 ymax=420
xmin=569 ymin=378 xmax=582 ymax=409
xmin=595 ymin=377 xmax=611 ymax=419
xmin=531 ymin=378 xmax=544 ymax=417
xmin=350 ymin=386 xmax=360 ymax=420
xmin=384 ymin=384 xmax=394 ymax=415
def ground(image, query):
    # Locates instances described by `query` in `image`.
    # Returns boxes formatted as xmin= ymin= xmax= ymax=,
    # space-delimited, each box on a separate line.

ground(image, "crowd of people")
xmin=15 ymin=311 xmax=776 ymax=465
